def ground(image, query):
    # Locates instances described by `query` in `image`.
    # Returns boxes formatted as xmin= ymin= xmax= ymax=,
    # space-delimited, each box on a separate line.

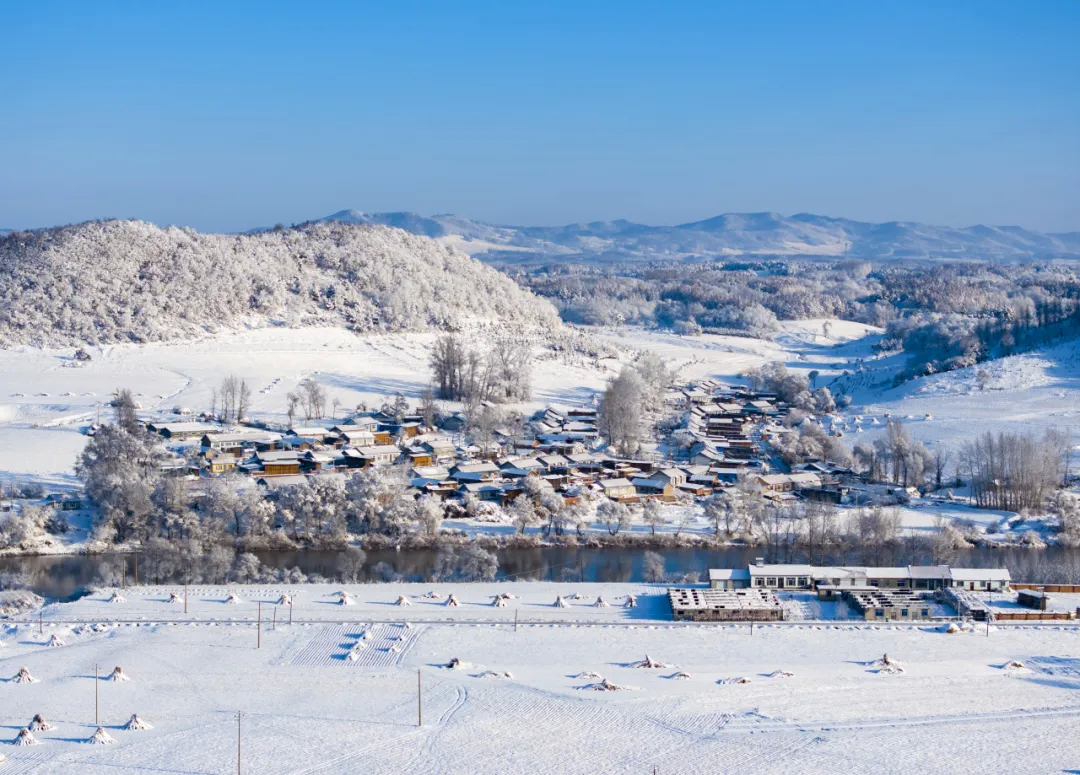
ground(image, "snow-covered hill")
xmin=315 ymin=210 xmax=1080 ymax=264
xmin=0 ymin=220 xmax=560 ymax=347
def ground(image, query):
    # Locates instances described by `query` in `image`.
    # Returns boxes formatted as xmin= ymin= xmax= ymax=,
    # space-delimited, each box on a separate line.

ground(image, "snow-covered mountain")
xmin=316 ymin=210 xmax=1080 ymax=263
xmin=0 ymin=220 xmax=559 ymax=347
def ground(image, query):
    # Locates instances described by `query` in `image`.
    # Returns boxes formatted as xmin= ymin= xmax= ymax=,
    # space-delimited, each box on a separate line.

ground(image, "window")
xmin=766 ymin=577 xmax=777 ymax=586
xmin=901 ymin=609 xmax=909 ymax=617
xmin=875 ymin=610 xmax=884 ymax=617
xmin=798 ymin=577 xmax=808 ymax=586
xmin=897 ymin=580 xmax=907 ymax=587
xmin=754 ymin=578 xmax=764 ymax=587
xmin=786 ymin=578 xmax=796 ymax=587
xmin=921 ymin=609 xmax=929 ymax=616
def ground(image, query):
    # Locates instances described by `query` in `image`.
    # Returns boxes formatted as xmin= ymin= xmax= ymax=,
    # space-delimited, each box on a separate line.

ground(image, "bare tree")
xmin=286 ymin=392 xmax=299 ymax=427
xmin=236 ymin=379 xmax=252 ymax=423
xmin=419 ymin=384 xmax=438 ymax=431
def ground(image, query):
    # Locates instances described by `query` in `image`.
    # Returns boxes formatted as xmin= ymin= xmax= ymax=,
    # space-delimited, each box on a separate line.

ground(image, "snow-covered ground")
xmin=1 ymin=582 xmax=1078 ymax=774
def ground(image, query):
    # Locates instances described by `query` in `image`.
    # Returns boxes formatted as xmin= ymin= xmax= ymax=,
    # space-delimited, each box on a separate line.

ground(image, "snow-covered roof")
xmin=598 ymin=478 xmax=635 ymax=489
xmin=708 ymin=569 xmax=751 ymax=581
xmin=949 ymin=567 xmax=1011 ymax=582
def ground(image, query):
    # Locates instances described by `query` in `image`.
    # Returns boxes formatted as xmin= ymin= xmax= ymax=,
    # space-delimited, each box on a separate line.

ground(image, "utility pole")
xmin=39 ymin=611 xmax=42 ymax=635
xmin=257 ymin=602 xmax=262 ymax=649
xmin=272 ymin=607 xmax=276 ymax=631
xmin=514 ymin=609 xmax=518 ymax=633
xmin=417 ymin=670 xmax=422 ymax=727
xmin=95 ymin=664 xmax=99 ymax=725
xmin=237 ymin=711 xmax=242 ymax=775
xmin=184 ymin=581 xmax=188 ymax=614
xmin=134 ymin=551 xmax=139 ymax=586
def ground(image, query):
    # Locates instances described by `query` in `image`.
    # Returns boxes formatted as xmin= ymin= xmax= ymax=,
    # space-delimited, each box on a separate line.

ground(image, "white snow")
xmin=0 ymin=581 xmax=1077 ymax=773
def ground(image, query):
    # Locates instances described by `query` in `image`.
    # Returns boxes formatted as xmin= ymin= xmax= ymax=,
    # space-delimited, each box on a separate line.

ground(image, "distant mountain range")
xmin=310 ymin=210 xmax=1080 ymax=264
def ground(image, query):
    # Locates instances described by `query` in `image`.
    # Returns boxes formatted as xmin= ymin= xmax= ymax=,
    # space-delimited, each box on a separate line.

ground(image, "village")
xmin=140 ymin=378 xmax=850 ymax=511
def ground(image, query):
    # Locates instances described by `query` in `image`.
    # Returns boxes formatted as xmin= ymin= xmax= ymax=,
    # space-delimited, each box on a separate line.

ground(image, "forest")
xmin=515 ymin=259 xmax=1080 ymax=381
xmin=0 ymin=220 xmax=560 ymax=346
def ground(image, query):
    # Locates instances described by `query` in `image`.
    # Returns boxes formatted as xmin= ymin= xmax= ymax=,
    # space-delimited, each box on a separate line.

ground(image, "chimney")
xmin=754 ymin=557 xmax=765 ymax=567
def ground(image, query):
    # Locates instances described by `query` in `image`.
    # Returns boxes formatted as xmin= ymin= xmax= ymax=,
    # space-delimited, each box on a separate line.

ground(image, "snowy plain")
xmin=1 ymin=582 xmax=1079 ymax=774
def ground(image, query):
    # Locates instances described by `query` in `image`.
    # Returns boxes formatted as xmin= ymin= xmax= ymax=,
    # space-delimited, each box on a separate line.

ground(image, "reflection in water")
xmin=0 ymin=544 xmax=1074 ymax=601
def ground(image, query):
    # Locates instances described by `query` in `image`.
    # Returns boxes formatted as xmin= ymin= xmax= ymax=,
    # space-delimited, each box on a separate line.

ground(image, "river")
xmin=3 ymin=545 xmax=1078 ymax=601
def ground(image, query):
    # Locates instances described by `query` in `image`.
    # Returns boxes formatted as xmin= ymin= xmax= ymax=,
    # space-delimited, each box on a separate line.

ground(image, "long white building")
xmin=709 ymin=560 xmax=1011 ymax=594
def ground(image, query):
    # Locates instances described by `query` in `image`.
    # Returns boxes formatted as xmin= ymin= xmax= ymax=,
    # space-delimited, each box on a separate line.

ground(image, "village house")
xmin=632 ymin=477 xmax=674 ymax=499
xmin=150 ymin=422 xmax=221 ymax=441
xmin=598 ymin=477 xmax=637 ymax=501
xmin=352 ymin=445 xmax=400 ymax=468
xmin=251 ymin=450 xmax=302 ymax=477
xmin=201 ymin=431 xmax=281 ymax=454
xmin=204 ymin=450 xmax=238 ymax=475
xmin=449 ymin=462 xmax=501 ymax=482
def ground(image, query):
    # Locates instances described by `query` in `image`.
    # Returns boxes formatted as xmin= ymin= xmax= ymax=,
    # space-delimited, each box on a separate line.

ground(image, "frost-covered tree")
xmin=0 ymin=220 xmax=560 ymax=347
xmin=598 ymin=367 xmax=645 ymax=456
xmin=77 ymin=424 xmax=166 ymax=542
xmin=597 ymin=499 xmax=633 ymax=536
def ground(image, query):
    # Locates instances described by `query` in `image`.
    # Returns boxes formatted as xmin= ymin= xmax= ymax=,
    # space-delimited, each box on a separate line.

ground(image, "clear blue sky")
xmin=2 ymin=0 xmax=1078 ymax=233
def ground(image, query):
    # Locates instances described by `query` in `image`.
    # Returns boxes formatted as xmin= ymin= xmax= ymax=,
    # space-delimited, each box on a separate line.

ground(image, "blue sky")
xmin=2 ymin=1 xmax=1078 ymax=233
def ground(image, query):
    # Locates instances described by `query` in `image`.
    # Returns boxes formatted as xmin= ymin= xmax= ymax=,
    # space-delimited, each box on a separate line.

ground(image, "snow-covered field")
xmin=1 ymin=582 xmax=1078 ymax=774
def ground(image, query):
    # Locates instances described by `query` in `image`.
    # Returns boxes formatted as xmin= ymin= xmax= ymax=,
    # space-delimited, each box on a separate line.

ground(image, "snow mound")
xmin=337 ymin=591 xmax=355 ymax=606
xmin=766 ymin=670 xmax=795 ymax=679
xmin=395 ymin=595 xmax=411 ymax=607
xmin=12 ymin=666 xmax=38 ymax=684
xmin=277 ymin=594 xmax=292 ymax=606
xmin=630 ymin=654 xmax=673 ymax=669
xmin=87 ymin=726 xmax=115 ymax=745
xmin=719 ymin=677 xmax=753 ymax=685
xmin=28 ymin=714 xmax=55 ymax=731
xmin=123 ymin=714 xmax=153 ymax=731
xmin=575 ymin=671 xmax=604 ymax=680
xmin=1002 ymin=660 xmax=1027 ymax=671
xmin=624 ymin=595 xmax=637 ymax=608
xmin=580 ymin=678 xmax=638 ymax=692
xmin=46 ymin=634 xmax=66 ymax=648
xmin=167 ymin=592 xmax=183 ymax=604
xmin=13 ymin=728 xmax=39 ymax=746
xmin=108 ymin=666 xmax=131 ymax=682
xmin=553 ymin=596 xmax=569 ymax=608
xmin=224 ymin=592 xmax=243 ymax=604
xmin=868 ymin=654 xmax=905 ymax=674
xmin=445 ymin=594 xmax=459 ymax=607
xmin=571 ymin=593 xmax=586 ymax=601
xmin=669 ymin=672 xmax=692 ymax=680
xmin=476 ymin=670 xmax=513 ymax=679
xmin=593 ymin=596 xmax=610 ymax=608
xmin=444 ymin=658 xmax=472 ymax=670
xmin=421 ymin=591 xmax=441 ymax=599
xmin=107 ymin=592 xmax=126 ymax=604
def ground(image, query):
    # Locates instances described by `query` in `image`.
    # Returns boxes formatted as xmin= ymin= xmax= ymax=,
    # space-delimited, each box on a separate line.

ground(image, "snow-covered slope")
xmin=315 ymin=210 xmax=1080 ymax=263
xmin=0 ymin=220 xmax=560 ymax=346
